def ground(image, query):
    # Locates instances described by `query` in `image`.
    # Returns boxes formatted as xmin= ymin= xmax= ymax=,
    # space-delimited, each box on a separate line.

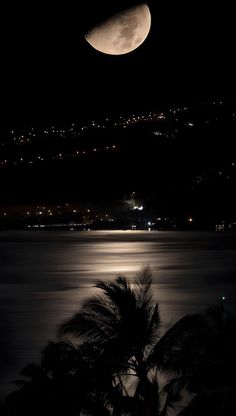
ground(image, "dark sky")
xmin=0 ymin=0 xmax=235 ymax=127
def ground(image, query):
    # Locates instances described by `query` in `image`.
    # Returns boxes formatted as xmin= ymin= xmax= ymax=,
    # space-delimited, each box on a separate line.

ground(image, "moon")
xmin=85 ymin=4 xmax=151 ymax=55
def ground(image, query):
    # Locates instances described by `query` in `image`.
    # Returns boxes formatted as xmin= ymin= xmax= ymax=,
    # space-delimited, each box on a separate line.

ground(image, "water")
xmin=0 ymin=230 xmax=236 ymax=400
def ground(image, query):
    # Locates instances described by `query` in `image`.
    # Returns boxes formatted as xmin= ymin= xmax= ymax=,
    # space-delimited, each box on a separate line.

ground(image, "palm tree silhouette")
xmin=58 ymin=268 xmax=203 ymax=415
xmin=5 ymin=341 xmax=114 ymax=416
xmin=5 ymin=270 xmax=234 ymax=416
xmin=177 ymin=303 xmax=236 ymax=416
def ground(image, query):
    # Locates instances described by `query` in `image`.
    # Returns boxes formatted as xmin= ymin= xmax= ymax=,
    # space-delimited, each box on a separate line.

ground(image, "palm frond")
xmin=96 ymin=277 xmax=137 ymax=321
xmin=58 ymin=311 xmax=115 ymax=342
xmin=147 ymin=313 xmax=206 ymax=372
xmin=82 ymin=294 xmax=117 ymax=320
xmin=135 ymin=267 xmax=153 ymax=296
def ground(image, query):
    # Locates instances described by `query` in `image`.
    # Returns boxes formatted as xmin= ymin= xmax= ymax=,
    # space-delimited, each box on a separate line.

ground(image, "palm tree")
xmin=177 ymin=303 xmax=236 ymax=416
xmin=58 ymin=268 xmax=203 ymax=415
xmin=5 ymin=268 xmax=224 ymax=416
xmin=4 ymin=362 xmax=63 ymax=416
xmin=4 ymin=341 xmax=113 ymax=416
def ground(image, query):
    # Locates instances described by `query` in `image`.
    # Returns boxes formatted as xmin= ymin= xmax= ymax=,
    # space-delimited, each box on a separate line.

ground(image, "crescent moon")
xmin=85 ymin=4 xmax=151 ymax=55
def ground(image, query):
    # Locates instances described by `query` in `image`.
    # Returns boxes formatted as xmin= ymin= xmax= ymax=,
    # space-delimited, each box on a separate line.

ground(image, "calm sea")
xmin=0 ymin=230 xmax=236 ymax=400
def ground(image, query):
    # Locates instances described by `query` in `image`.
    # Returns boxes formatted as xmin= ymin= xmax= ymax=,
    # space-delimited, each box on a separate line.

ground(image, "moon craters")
xmin=85 ymin=4 xmax=151 ymax=55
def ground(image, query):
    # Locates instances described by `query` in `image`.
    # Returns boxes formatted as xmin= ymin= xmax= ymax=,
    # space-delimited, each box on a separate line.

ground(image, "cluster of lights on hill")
xmin=0 ymin=141 xmax=118 ymax=169
xmin=191 ymin=161 xmax=236 ymax=190
xmin=0 ymin=98 xmax=235 ymax=169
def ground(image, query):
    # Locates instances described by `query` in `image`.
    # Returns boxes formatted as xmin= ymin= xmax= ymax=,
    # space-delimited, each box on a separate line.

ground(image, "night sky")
xmin=1 ymin=0 xmax=236 ymax=127
xmin=0 ymin=1 xmax=236 ymax=213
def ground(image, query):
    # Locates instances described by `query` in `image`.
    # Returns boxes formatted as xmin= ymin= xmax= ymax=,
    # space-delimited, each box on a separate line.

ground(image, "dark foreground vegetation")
xmin=1 ymin=269 xmax=236 ymax=415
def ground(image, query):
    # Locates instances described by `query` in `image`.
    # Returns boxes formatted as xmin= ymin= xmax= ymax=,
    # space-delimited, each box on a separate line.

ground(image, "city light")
xmin=132 ymin=205 xmax=143 ymax=211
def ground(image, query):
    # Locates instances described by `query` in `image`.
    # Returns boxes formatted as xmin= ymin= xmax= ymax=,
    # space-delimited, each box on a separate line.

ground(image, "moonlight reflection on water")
xmin=0 ymin=230 xmax=235 ymax=400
